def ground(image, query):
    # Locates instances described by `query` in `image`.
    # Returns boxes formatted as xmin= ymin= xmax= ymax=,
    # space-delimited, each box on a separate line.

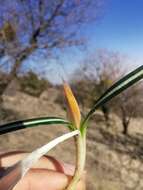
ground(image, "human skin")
xmin=0 ymin=152 xmax=85 ymax=190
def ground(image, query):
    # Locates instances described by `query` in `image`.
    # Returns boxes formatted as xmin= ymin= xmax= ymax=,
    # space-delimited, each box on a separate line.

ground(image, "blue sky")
xmin=85 ymin=0 xmax=143 ymax=67
xmin=16 ymin=0 xmax=143 ymax=83
xmin=46 ymin=0 xmax=143 ymax=83
xmin=1 ymin=0 xmax=143 ymax=83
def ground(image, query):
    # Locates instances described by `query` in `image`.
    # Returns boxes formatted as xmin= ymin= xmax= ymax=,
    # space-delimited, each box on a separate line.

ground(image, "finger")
xmin=0 ymin=152 xmax=86 ymax=189
xmin=13 ymin=168 xmax=85 ymax=190
xmin=0 ymin=152 xmax=75 ymax=175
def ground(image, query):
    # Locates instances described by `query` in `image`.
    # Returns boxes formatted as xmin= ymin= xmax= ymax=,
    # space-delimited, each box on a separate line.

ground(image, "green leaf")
xmin=83 ymin=65 xmax=143 ymax=125
xmin=0 ymin=117 xmax=70 ymax=135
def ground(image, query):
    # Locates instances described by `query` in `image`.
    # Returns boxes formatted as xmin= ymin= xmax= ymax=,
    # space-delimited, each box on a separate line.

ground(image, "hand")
xmin=0 ymin=151 xmax=85 ymax=190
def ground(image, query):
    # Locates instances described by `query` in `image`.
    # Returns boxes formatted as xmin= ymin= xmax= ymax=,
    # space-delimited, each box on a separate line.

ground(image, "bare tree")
xmin=0 ymin=0 xmax=104 ymax=86
xmin=71 ymin=78 xmax=95 ymax=113
xmin=79 ymin=49 xmax=125 ymax=126
xmin=113 ymin=84 xmax=143 ymax=135
xmin=71 ymin=49 xmax=143 ymax=134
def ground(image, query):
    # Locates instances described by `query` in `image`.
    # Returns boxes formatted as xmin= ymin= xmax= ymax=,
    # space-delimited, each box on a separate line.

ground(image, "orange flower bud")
xmin=63 ymin=83 xmax=81 ymax=128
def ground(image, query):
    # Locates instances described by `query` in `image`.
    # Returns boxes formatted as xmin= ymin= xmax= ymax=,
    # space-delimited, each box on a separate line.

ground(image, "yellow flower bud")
xmin=63 ymin=83 xmax=81 ymax=128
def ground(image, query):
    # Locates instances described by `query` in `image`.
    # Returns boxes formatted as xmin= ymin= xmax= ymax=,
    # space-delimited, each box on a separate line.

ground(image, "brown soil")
xmin=0 ymin=87 xmax=143 ymax=190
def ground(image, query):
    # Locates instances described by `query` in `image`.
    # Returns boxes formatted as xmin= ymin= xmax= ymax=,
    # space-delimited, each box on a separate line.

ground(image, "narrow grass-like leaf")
xmin=0 ymin=130 xmax=79 ymax=190
xmin=0 ymin=117 xmax=70 ymax=135
xmin=83 ymin=65 xmax=143 ymax=125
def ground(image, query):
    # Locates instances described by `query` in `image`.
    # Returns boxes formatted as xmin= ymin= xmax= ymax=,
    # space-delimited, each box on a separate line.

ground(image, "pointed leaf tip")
xmin=63 ymin=83 xmax=81 ymax=128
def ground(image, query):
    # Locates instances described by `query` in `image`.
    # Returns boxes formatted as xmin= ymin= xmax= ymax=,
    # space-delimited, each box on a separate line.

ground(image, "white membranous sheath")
xmin=21 ymin=130 xmax=79 ymax=176
xmin=0 ymin=130 xmax=79 ymax=190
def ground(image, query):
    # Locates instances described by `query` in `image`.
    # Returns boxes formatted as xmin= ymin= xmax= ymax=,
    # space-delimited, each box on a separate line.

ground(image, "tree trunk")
xmin=122 ymin=121 xmax=128 ymax=135
xmin=102 ymin=105 xmax=110 ymax=127
xmin=1 ymin=45 xmax=37 ymax=95
xmin=120 ymin=106 xmax=131 ymax=135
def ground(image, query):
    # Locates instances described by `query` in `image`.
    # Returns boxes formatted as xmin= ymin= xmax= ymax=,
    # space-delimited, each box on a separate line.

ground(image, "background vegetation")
xmin=0 ymin=1 xmax=143 ymax=190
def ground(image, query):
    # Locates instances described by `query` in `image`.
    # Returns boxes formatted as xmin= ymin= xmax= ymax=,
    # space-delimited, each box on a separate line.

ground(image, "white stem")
xmin=65 ymin=131 xmax=86 ymax=190
xmin=20 ymin=130 xmax=79 ymax=177
xmin=0 ymin=130 xmax=79 ymax=190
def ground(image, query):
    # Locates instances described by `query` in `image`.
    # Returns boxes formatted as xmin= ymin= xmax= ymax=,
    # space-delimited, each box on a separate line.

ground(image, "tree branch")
xmin=30 ymin=0 xmax=65 ymax=44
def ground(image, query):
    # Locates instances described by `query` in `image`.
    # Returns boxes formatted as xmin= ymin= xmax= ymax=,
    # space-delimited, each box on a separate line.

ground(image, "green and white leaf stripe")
xmin=0 ymin=117 xmax=70 ymax=135
xmin=83 ymin=65 xmax=143 ymax=124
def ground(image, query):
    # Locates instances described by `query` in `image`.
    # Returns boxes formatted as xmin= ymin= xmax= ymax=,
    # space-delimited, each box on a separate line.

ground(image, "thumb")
xmin=13 ymin=168 xmax=85 ymax=190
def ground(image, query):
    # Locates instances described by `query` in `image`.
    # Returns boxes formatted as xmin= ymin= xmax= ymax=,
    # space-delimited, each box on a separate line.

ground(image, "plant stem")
xmin=65 ymin=129 xmax=86 ymax=190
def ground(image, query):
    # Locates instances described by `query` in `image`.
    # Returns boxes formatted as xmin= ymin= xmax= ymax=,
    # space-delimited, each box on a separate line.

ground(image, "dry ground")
xmin=0 ymin=89 xmax=143 ymax=189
